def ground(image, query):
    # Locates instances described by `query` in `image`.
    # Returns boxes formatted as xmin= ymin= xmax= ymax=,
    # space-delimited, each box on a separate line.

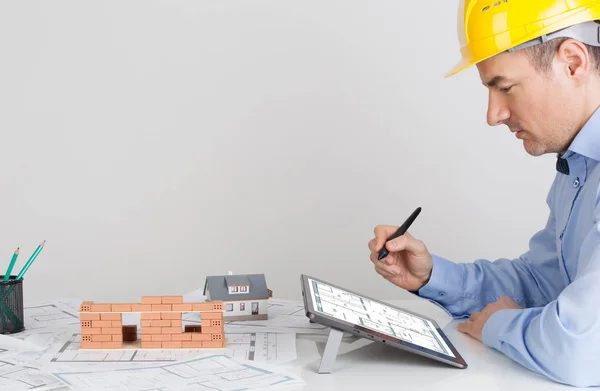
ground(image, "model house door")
xmin=251 ymin=302 xmax=258 ymax=315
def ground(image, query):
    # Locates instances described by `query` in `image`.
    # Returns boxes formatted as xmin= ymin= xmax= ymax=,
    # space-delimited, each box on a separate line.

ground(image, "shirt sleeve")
xmin=415 ymin=205 xmax=566 ymax=317
xmin=480 ymin=214 xmax=600 ymax=387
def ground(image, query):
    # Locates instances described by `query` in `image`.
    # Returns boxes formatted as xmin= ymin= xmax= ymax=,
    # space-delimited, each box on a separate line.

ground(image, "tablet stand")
xmin=318 ymin=327 xmax=344 ymax=374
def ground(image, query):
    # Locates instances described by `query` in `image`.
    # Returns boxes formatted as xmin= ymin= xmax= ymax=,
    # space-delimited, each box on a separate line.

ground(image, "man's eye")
xmin=500 ymin=86 xmax=513 ymax=93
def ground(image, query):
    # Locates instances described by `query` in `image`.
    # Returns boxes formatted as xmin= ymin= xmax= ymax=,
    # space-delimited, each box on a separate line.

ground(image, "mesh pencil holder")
xmin=0 ymin=276 xmax=24 ymax=334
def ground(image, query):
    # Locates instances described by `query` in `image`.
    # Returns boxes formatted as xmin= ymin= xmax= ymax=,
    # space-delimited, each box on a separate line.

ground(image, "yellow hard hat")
xmin=447 ymin=0 xmax=600 ymax=77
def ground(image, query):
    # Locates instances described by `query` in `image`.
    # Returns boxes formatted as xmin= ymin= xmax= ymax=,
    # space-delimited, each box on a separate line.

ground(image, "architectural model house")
xmin=203 ymin=272 xmax=272 ymax=320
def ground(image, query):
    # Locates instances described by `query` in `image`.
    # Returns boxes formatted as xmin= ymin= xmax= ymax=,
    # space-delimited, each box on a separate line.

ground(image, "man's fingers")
xmin=457 ymin=320 xmax=471 ymax=334
xmin=368 ymin=238 xmax=376 ymax=252
xmin=470 ymin=311 xmax=481 ymax=322
xmin=373 ymin=225 xmax=400 ymax=251
xmin=374 ymin=263 xmax=402 ymax=278
xmin=385 ymin=232 xmax=425 ymax=254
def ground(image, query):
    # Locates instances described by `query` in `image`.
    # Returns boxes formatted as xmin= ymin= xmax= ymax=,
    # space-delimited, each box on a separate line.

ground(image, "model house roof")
xmin=203 ymin=273 xmax=270 ymax=301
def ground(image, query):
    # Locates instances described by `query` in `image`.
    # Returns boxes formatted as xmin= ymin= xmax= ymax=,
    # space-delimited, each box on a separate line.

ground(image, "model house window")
xmin=240 ymin=286 xmax=247 ymax=292
xmin=231 ymin=286 xmax=238 ymax=292
xmin=240 ymin=303 xmax=245 ymax=311
xmin=226 ymin=303 xmax=233 ymax=311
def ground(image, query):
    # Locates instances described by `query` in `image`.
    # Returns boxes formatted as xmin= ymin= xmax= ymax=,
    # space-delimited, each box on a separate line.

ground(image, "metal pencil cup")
xmin=0 ymin=276 xmax=24 ymax=334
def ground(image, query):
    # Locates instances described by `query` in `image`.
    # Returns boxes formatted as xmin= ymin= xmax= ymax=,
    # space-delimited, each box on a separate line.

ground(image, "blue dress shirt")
xmin=416 ymin=107 xmax=600 ymax=387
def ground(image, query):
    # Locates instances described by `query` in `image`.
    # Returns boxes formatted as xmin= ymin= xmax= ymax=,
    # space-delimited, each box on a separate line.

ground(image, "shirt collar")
xmin=565 ymin=106 xmax=600 ymax=161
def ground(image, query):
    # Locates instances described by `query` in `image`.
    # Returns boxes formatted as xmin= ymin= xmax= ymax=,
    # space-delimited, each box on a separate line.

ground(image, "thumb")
xmin=386 ymin=232 xmax=424 ymax=254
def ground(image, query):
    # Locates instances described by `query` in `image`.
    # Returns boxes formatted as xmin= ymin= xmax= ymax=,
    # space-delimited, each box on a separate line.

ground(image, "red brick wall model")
xmin=78 ymin=296 xmax=225 ymax=349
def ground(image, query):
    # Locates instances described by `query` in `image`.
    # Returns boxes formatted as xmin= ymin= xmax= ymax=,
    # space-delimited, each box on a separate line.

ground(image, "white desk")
xmin=277 ymin=299 xmax=578 ymax=391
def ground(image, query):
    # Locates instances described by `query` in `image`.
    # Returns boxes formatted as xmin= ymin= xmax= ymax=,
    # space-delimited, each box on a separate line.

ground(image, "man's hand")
xmin=457 ymin=296 xmax=522 ymax=342
xmin=368 ymin=226 xmax=433 ymax=292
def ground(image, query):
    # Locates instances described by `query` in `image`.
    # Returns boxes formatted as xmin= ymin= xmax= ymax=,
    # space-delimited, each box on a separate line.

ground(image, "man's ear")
xmin=556 ymin=39 xmax=590 ymax=83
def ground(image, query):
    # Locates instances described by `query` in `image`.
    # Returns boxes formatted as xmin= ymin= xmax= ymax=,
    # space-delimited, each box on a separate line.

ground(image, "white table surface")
xmin=275 ymin=299 xmax=581 ymax=391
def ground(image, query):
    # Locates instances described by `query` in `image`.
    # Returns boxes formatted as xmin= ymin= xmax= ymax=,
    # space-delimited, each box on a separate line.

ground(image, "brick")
xmin=171 ymin=333 xmax=191 ymax=341
xmin=201 ymin=319 xmax=212 ymax=327
xmin=80 ymin=320 xmax=92 ymax=328
xmin=182 ymin=341 xmax=204 ymax=348
xmin=171 ymin=320 xmax=182 ymax=327
xmin=151 ymin=320 xmax=171 ymax=327
xmin=202 ymin=340 xmax=224 ymax=348
xmin=172 ymin=304 xmax=192 ymax=311
xmin=191 ymin=333 xmax=211 ymax=341
xmin=132 ymin=304 xmax=152 ymax=312
xmin=101 ymin=327 xmax=122 ymax=335
xmin=161 ymin=296 xmax=183 ymax=304
xmin=200 ymin=312 xmax=223 ymax=320
xmin=210 ymin=320 xmax=222 ymax=327
xmin=142 ymin=327 xmax=162 ymax=335
xmin=90 ymin=304 xmax=112 ymax=312
xmin=85 ymin=328 xmax=102 ymax=335
xmin=151 ymin=304 xmax=171 ymax=312
xmin=161 ymin=327 xmax=181 ymax=334
xmin=141 ymin=313 xmax=161 ymax=320
xmin=79 ymin=301 xmax=93 ymax=312
xmin=201 ymin=326 xmax=221 ymax=334
xmin=92 ymin=320 xmax=112 ymax=328
xmin=81 ymin=341 xmax=102 ymax=349
xmin=160 ymin=312 xmax=181 ymax=320
xmin=80 ymin=313 xmax=100 ymax=321
xmin=80 ymin=335 xmax=93 ymax=343
xmin=211 ymin=301 xmax=224 ymax=310
xmin=141 ymin=320 xmax=152 ymax=327
xmin=102 ymin=341 xmax=123 ymax=349
xmin=141 ymin=296 xmax=162 ymax=304
xmin=100 ymin=313 xmax=122 ymax=321
xmin=151 ymin=334 xmax=171 ymax=342
xmin=113 ymin=334 xmax=123 ymax=342
xmin=142 ymin=335 xmax=152 ymax=342
xmin=211 ymin=333 xmax=223 ymax=341
xmin=92 ymin=335 xmax=112 ymax=342
xmin=192 ymin=303 xmax=213 ymax=311
xmin=122 ymin=325 xmax=137 ymax=333
xmin=111 ymin=304 xmax=132 ymax=312
xmin=141 ymin=341 xmax=162 ymax=349
xmin=123 ymin=334 xmax=137 ymax=342
xmin=111 ymin=321 xmax=122 ymax=327
xmin=162 ymin=341 xmax=182 ymax=348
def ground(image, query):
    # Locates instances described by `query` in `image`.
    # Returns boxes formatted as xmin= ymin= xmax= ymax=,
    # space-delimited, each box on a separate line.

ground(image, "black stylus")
xmin=377 ymin=207 xmax=422 ymax=260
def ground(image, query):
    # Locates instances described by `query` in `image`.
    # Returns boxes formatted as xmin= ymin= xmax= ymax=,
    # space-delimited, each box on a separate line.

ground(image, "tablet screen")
xmin=307 ymin=277 xmax=455 ymax=358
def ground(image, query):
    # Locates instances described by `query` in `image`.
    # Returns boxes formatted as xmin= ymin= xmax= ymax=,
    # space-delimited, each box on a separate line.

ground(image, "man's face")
xmin=476 ymin=47 xmax=584 ymax=156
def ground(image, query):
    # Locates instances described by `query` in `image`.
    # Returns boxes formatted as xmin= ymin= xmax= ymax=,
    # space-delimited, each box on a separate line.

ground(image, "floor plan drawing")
xmin=0 ymin=359 xmax=66 ymax=390
xmin=51 ymin=354 xmax=302 ymax=391
xmin=23 ymin=302 xmax=80 ymax=332
xmin=49 ymin=331 xmax=296 ymax=364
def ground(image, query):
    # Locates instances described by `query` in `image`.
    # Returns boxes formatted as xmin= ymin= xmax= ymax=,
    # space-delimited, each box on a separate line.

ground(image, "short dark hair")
xmin=521 ymin=37 xmax=600 ymax=73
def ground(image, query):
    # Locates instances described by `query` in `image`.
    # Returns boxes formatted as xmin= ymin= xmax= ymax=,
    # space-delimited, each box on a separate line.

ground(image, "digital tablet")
xmin=300 ymin=274 xmax=467 ymax=369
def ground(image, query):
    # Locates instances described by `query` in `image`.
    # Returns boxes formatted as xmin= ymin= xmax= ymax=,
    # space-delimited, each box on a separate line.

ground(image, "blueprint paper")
xmin=0 ymin=359 xmax=68 ymax=390
xmin=39 ymin=330 xmax=296 ymax=371
xmin=51 ymin=354 xmax=303 ymax=391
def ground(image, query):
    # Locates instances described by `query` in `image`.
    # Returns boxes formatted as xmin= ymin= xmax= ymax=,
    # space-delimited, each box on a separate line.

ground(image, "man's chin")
xmin=522 ymin=140 xmax=546 ymax=157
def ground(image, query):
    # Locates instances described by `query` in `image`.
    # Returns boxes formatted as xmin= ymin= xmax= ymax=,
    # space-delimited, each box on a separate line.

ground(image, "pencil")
xmin=15 ymin=240 xmax=45 ymax=281
xmin=3 ymin=248 xmax=19 ymax=282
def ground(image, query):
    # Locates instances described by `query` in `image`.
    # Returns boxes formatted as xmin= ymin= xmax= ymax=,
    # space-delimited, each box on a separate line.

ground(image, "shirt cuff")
xmin=481 ymin=308 xmax=521 ymax=351
xmin=415 ymin=254 xmax=465 ymax=307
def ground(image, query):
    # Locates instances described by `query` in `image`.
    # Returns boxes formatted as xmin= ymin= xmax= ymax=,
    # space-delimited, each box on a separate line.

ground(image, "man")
xmin=369 ymin=1 xmax=600 ymax=388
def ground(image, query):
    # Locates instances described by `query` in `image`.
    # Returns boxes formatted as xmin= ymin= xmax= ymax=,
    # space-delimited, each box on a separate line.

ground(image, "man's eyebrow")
xmin=482 ymin=75 xmax=507 ymax=87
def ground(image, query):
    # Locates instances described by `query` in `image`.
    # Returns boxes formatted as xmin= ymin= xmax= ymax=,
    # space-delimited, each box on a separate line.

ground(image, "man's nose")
xmin=487 ymin=91 xmax=510 ymax=126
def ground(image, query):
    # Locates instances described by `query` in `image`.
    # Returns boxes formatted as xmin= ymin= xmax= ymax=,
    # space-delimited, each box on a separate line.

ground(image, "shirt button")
xmin=438 ymin=292 xmax=444 ymax=297
xmin=573 ymin=177 xmax=580 ymax=187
